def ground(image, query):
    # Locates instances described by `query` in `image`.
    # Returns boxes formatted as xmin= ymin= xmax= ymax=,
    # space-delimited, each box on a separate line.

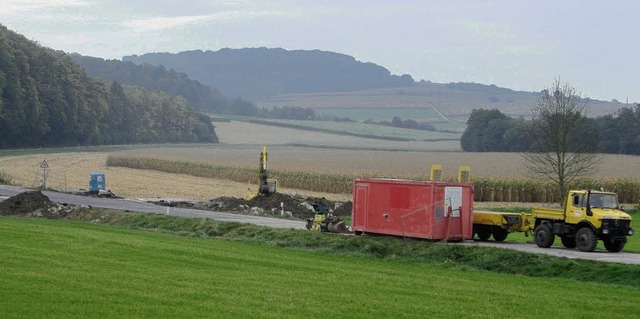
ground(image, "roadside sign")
xmin=40 ymin=160 xmax=49 ymax=169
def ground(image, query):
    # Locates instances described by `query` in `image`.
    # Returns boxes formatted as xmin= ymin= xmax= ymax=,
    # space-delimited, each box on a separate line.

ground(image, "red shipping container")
xmin=351 ymin=178 xmax=474 ymax=241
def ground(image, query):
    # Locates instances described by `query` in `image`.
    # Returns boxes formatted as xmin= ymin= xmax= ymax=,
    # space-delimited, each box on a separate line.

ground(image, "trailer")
xmin=351 ymin=178 xmax=474 ymax=241
xmin=472 ymin=210 xmax=534 ymax=241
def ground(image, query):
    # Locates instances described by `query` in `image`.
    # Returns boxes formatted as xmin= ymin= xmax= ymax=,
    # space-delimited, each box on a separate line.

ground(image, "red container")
xmin=351 ymin=178 xmax=474 ymax=241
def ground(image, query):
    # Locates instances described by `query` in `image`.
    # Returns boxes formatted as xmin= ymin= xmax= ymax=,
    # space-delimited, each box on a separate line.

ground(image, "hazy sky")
xmin=1 ymin=0 xmax=638 ymax=102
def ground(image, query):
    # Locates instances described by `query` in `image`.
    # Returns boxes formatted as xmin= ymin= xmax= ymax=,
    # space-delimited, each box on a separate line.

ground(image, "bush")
xmin=0 ymin=170 xmax=11 ymax=184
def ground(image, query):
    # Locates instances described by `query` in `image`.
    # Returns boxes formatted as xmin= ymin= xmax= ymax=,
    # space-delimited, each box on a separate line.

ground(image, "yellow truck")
xmin=532 ymin=190 xmax=634 ymax=252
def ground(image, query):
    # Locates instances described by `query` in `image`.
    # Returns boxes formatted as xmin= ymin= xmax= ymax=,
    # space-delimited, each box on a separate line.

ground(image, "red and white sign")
xmin=40 ymin=160 xmax=49 ymax=169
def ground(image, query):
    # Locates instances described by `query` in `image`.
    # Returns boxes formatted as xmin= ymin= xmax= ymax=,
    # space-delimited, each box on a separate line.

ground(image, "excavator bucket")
xmin=327 ymin=220 xmax=349 ymax=233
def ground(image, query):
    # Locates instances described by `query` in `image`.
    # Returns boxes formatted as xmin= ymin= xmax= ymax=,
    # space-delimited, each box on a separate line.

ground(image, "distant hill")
xmin=260 ymin=82 xmax=624 ymax=121
xmin=70 ymin=54 xmax=228 ymax=113
xmin=0 ymin=25 xmax=218 ymax=148
xmin=123 ymin=48 xmax=415 ymax=100
xmin=122 ymin=48 xmax=624 ymax=120
xmin=70 ymin=54 xmax=259 ymax=115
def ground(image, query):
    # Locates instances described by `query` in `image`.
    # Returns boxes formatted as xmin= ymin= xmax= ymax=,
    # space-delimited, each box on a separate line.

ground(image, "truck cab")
xmin=533 ymin=190 xmax=634 ymax=252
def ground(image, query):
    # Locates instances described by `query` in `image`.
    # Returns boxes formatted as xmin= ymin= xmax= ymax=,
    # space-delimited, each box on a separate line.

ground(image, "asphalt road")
xmin=0 ymin=185 xmax=306 ymax=230
xmin=1 ymin=184 xmax=639 ymax=265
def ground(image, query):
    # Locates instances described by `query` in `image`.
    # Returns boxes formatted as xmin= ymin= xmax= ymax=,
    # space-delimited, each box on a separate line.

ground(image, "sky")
xmin=1 ymin=0 xmax=638 ymax=102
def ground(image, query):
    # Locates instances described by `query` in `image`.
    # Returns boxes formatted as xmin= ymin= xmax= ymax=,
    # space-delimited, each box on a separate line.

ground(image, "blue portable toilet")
xmin=89 ymin=172 xmax=106 ymax=193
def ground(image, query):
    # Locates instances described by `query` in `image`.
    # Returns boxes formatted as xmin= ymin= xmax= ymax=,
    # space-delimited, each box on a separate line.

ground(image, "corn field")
xmin=106 ymin=154 xmax=640 ymax=204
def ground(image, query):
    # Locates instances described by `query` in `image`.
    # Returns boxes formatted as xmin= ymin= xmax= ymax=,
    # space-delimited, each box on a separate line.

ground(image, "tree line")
xmin=461 ymin=104 xmax=640 ymax=155
xmin=0 ymin=25 xmax=218 ymax=148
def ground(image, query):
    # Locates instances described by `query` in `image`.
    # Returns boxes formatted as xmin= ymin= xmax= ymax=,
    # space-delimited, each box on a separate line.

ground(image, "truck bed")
xmin=531 ymin=207 xmax=565 ymax=221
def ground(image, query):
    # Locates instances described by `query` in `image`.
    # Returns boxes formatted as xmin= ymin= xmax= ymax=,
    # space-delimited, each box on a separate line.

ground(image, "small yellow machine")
xmin=247 ymin=146 xmax=278 ymax=200
xmin=305 ymin=201 xmax=349 ymax=233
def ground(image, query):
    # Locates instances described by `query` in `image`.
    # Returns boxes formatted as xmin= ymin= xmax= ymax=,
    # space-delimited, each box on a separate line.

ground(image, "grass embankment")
xmin=1 ymin=215 xmax=639 ymax=319
xmin=55 ymin=210 xmax=640 ymax=286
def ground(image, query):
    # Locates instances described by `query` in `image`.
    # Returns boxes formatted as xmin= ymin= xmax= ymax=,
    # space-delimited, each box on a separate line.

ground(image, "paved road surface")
xmin=2 ymin=185 xmax=639 ymax=265
xmin=0 ymin=185 xmax=305 ymax=230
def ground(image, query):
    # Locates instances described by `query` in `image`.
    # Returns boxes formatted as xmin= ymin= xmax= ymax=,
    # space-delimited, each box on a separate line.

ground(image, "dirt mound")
xmin=149 ymin=192 xmax=348 ymax=220
xmin=333 ymin=201 xmax=352 ymax=216
xmin=0 ymin=190 xmax=75 ymax=219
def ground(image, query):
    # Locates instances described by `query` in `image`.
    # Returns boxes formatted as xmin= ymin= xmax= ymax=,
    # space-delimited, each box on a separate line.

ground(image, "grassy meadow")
xmin=314 ymin=106 xmax=442 ymax=121
xmin=225 ymin=115 xmax=462 ymax=142
xmin=2 ymin=215 xmax=640 ymax=319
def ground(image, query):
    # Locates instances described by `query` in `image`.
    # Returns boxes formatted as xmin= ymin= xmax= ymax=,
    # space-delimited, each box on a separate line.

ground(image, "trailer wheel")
xmin=477 ymin=227 xmax=491 ymax=241
xmin=534 ymin=224 xmax=554 ymax=248
xmin=603 ymin=238 xmax=625 ymax=252
xmin=492 ymin=227 xmax=508 ymax=242
xmin=560 ymin=236 xmax=576 ymax=249
xmin=575 ymin=227 xmax=597 ymax=252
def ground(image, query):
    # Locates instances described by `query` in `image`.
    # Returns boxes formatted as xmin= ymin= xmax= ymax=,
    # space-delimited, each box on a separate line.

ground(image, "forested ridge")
xmin=123 ymin=48 xmax=415 ymax=100
xmin=0 ymin=25 xmax=218 ymax=148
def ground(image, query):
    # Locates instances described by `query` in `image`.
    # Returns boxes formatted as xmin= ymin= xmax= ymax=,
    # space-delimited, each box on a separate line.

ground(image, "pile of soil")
xmin=166 ymin=193 xmax=352 ymax=219
xmin=0 ymin=191 xmax=75 ymax=219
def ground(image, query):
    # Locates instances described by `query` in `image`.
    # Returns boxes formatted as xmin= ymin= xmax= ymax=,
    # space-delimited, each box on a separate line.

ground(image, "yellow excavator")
xmin=247 ymin=146 xmax=278 ymax=200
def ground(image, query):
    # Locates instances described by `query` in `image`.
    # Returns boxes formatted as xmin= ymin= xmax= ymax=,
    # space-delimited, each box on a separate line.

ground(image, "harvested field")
xmin=3 ymin=145 xmax=640 ymax=203
xmin=0 ymin=153 xmax=350 ymax=202
xmin=112 ymin=145 xmax=640 ymax=179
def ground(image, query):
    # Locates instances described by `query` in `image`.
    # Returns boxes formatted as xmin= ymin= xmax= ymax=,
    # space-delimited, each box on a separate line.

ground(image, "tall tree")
xmin=461 ymin=109 xmax=517 ymax=151
xmin=522 ymin=78 xmax=600 ymax=200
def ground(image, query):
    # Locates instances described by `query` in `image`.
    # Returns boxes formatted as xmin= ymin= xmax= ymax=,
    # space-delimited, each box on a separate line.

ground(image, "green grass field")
xmin=313 ymin=107 xmax=467 ymax=133
xmin=1 ymin=216 xmax=639 ymax=318
xmin=221 ymin=115 xmax=461 ymax=142
xmin=314 ymin=107 xmax=441 ymax=122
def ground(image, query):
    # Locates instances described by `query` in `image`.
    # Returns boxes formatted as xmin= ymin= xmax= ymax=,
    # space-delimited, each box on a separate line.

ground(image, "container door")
xmin=444 ymin=187 xmax=463 ymax=239
xmin=353 ymin=185 xmax=368 ymax=230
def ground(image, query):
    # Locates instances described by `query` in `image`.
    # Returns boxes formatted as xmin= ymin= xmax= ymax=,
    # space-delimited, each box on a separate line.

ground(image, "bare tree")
xmin=522 ymin=78 xmax=601 ymax=200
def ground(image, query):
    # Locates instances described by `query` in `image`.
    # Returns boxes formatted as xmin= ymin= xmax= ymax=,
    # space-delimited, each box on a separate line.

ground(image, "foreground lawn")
xmin=1 ymin=217 xmax=639 ymax=319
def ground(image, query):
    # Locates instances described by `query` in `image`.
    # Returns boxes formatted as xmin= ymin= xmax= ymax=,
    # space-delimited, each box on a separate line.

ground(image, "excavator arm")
xmin=248 ymin=146 xmax=277 ymax=199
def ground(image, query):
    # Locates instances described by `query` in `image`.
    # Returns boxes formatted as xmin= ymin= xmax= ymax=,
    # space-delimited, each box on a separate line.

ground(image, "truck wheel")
xmin=477 ymin=227 xmax=491 ymax=241
xmin=492 ymin=227 xmax=508 ymax=242
xmin=560 ymin=236 xmax=576 ymax=249
xmin=603 ymin=238 xmax=625 ymax=252
xmin=534 ymin=224 xmax=554 ymax=248
xmin=575 ymin=227 xmax=597 ymax=252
